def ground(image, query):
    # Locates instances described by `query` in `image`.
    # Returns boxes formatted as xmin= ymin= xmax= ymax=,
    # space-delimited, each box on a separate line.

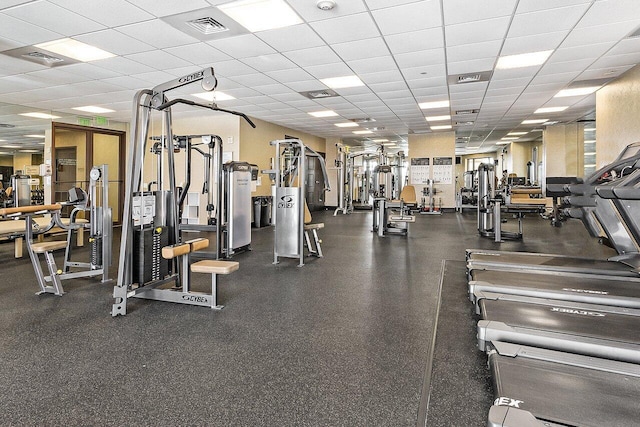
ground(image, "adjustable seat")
xmin=30 ymin=240 xmax=68 ymax=296
xmin=304 ymin=201 xmax=324 ymax=257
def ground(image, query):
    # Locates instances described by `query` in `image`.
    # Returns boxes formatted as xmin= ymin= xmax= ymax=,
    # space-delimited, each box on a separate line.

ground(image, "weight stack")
xmin=132 ymin=226 xmax=169 ymax=285
xmin=91 ymin=236 xmax=102 ymax=268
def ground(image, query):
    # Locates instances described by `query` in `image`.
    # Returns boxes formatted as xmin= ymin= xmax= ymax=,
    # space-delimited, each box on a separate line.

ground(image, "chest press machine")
xmin=111 ymin=67 xmax=255 ymax=316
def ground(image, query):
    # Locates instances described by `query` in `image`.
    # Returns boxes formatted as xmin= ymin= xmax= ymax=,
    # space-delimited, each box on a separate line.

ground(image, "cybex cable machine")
xmin=112 ymin=67 xmax=255 ymax=316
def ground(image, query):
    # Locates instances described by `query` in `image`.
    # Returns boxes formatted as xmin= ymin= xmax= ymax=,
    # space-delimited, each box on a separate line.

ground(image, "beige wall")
xmin=596 ymin=64 xmax=640 ymax=166
xmin=408 ymin=131 xmax=456 ymax=208
xmin=239 ymin=116 xmax=327 ymax=197
xmin=0 ymin=156 xmax=12 ymax=167
xmin=543 ymin=123 xmax=583 ymax=178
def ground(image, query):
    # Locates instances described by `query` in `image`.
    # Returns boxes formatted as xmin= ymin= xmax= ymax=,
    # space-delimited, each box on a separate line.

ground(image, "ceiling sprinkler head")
xmin=317 ymin=0 xmax=336 ymax=11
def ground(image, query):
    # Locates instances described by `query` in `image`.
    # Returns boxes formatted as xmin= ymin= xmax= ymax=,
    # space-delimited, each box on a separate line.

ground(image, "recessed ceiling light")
xmin=19 ymin=149 xmax=41 ymax=153
xmin=534 ymin=106 xmax=568 ymax=114
xmin=372 ymin=139 xmax=389 ymax=142
xmin=320 ymin=75 xmax=364 ymax=89
xmin=35 ymin=38 xmax=115 ymax=62
xmin=0 ymin=139 xmax=5 ymax=142
xmin=585 ymin=152 xmax=596 ymax=155
xmin=192 ymin=91 xmax=236 ymax=102
xmin=335 ymin=122 xmax=358 ymax=128
xmin=431 ymin=125 xmax=452 ymax=130
xmin=584 ymin=139 xmax=596 ymax=143
xmin=309 ymin=110 xmax=338 ymax=118
xmin=24 ymin=134 xmax=46 ymax=138
xmin=544 ymin=121 xmax=559 ymax=125
xmin=496 ymin=50 xmax=553 ymax=69
xmin=20 ymin=112 xmax=60 ymax=119
xmin=554 ymin=86 xmax=600 ymax=97
xmin=218 ymin=0 xmax=303 ymax=32
xmin=419 ymin=100 xmax=450 ymax=109
xmin=353 ymin=130 xmax=373 ymax=135
xmin=496 ymin=141 xmax=511 ymax=145
xmin=2 ymin=144 xmax=20 ymax=148
xmin=72 ymin=106 xmax=115 ymax=114
xmin=522 ymin=119 xmax=548 ymax=124
xmin=501 ymin=137 xmax=519 ymax=140
xmin=507 ymin=132 xmax=528 ymax=136
xmin=426 ymin=115 xmax=451 ymax=122
xmin=584 ymin=127 xmax=596 ymax=131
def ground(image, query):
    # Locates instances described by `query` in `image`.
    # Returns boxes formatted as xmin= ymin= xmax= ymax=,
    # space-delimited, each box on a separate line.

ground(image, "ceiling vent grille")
xmin=23 ymin=51 xmax=64 ymax=64
xmin=455 ymin=121 xmax=475 ymax=126
xmin=0 ymin=123 xmax=16 ymax=128
xmin=186 ymin=17 xmax=229 ymax=34
xmin=455 ymin=109 xmax=480 ymax=115
xmin=351 ymin=117 xmax=376 ymax=123
xmin=448 ymin=71 xmax=492 ymax=85
xmin=299 ymin=89 xmax=339 ymax=99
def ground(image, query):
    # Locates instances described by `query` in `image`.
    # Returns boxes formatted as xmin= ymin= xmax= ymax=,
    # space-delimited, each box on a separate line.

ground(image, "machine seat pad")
xmin=304 ymin=223 xmax=324 ymax=230
xmin=191 ymin=260 xmax=239 ymax=275
xmin=162 ymin=243 xmax=191 ymax=259
xmin=31 ymin=241 xmax=68 ymax=253
xmin=185 ymin=238 xmax=209 ymax=252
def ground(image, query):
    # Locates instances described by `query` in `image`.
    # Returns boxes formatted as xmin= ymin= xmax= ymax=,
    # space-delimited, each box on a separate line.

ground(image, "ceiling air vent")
xmin=1 ymin=46 xmax=79 ymax=67
xmin=455 ymin=109 xmax=480 ymax=115
xmin=299 ymin=89 xmax=340 ymax=99
xmin=23 ymin=51 xmax=64 ymax=64
xmin=0 ymin=123 xmax=16 ymax=128
xmin=351 ymin=118 xmax=376 ymax=123
xmin=448 ymin=71 xmax=492 ymax=85
xmin=455 ymin=121 xmax=475 ymax=126
xmin=186 ymin=17 xmax=229 ymax=35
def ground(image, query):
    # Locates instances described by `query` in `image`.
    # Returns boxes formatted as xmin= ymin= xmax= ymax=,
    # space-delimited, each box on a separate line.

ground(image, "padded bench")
xmin=191 ymin=260 xmax=239 ymax=309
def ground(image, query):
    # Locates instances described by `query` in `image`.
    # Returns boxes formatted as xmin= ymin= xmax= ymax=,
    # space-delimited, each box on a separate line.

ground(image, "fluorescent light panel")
xmin=72 ymin=106 xmax=115 ymax=114
xmin=353 ymin=130 xmax=373 ymax=135
xmin=24 ymin=134 xmax=46 ymax=138
xmin=20 ymin=112 xmax=60 ymax=119
xmin=218 ymin=0 xmax=303 ymax=32
xmin=309 ymin=110 xmax=338 ymax=118
xmin=496 ymin=50 xmax=553 ymax=69
xmin=534 ymin=106 xmax=568 ymax=114
xmin=501 ymin=137 xmax=519 ymax=140
xmin=522 ymin=119 xmax=548 ymax=124
xmin=554 ymin=86 xmax=600 ymax=97
xmin=431 ymin=125 xmax=452 ymax=130
xmin=2 ymin=144 xmax=20 ymax=148
xmin=507 ymin=132 xmax=528 ymax=136
xmin=419 ymin=100 xmax=449 ymax=109
xmin=335 ymin=122 xmax=358 ymax=128
xmin=320 ymin=75 xmax=364 ymax=89
xmin=192 ymin=91 xmax=236 ymax=102
xmin=35 ymin=38 xmax=114 ymax=62
xmin=426 ymin=115 xmax=451 ymax=122
xmin=496 ymin=142 xmax=510 ymax=145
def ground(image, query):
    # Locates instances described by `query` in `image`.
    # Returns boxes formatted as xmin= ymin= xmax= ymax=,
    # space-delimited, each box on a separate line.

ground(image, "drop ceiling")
xmin=0 ymin=0 xmax=639 ymax=155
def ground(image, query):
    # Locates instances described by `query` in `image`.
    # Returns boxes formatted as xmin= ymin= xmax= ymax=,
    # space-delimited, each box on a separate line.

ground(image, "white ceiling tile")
xmin=208 ymin=34 xmax=277 ymax=59
xmin=491 ymin=67 xmax=539 ymax=81
xmin=411 ymin=87 xmax=449 ymax=97
xmin=256 ymin=24 xmax=325 ymax=52
xmin=446 ymin=40 xmax=503 ymax=63
xmin=221 ymin=87 xmax=262 ymax=98
xmin=485 ymin=87 xmax=523 ymax=97
xmin=539 ymin=58 xmax=594 ymax=76
xmin=242 ymin=54 xmax=297 ymax=72
xmin=406 ymin=75 xmax=447 ymax=88
xmin=209 ymin=60 xmax=257 ymax=78
xmin=384 ymin=27 xmax=444 ymax=55
xmin=578 ymin=64 xmax=634 ymax=80
xmin=550 ymin=43 xmax=615 ymax=63
xmin=96 ymin=56 xmax=155 ymax=75
xmin=0 ymin=12 xmax=62 ymax=45
xmin=333 ymin=37 xmax=390 ymax=61
xmin=333 ymin=85 xmax=374 ymax=96
xmin=447 ymin=58 xmax=496 ymax=75
xmin=286 ymin=0 xmax=367 ymax=22
xmin=117 ymin=20 xmax=199 ymax=49
xmin=284 ymin=46 xmax=342 ymax=67
xmin=590 ymin=52 xmax=640 ymax=69
xmin=372 ymin=1 xmax=441 ymax=35
xmin=49 ymin=0 xmax=154 ymax=27
xmin=26 ymin=68 xmax=84 ymax=86
xmin=369 ymin=81 xmax=409 ymax=92
xmin=253 ymin=83 xmax=292 ymax=96
xmin=229 ymin=73 xmax=277 ymax=88
xmin=449 ymin=82 xmax=488 ymax=94
xmin=517 ymin=0 xmax=592 ymax=14
xmin=402 ymin=64 xmax=447 ymax=81
xmin=445 ymin=16 xmax=511 ymax=46
xmin=488 ymin=77 xmax=532 ymax=89
xmin=64 ymin=63 xmax=122 ymax=80
xmin=563 ymin=21 xmax=639 ymax=48
xmin=348 ymin=56 xmax=398 ymax=74
xmin=74 ymin=29 xmax=155 ymax=56
xmin=304 ymin=62 xmax=353 ymax=79
xmin=127 ymin=0 xmax=211 ymax=17
xmin=102 ymin=75 xmax=149 ymax=90
xmin=508 ymin=4 xmax=590 ymax=38
xmin=126 ymin=50 xmax=191 ymax=70
xmin=443 ymin=0 xmax=516 ymax=25
xmin=609 ymin=37 xmax=640 ymax=56
xmin=360 ymin=69 xmax=404 ymax=85
xmin=577 ymin=0 xmax=640 ymax=28
xmin=285 ymin=80 xmax=326 ymax=92
xmin=395 ymin=49 xmax=445 ymax=69
xmin=501 ymin=31 xmax=568 ymax=55
xmin=164 ymin=43 xmax=231 ymax=65
xmin=266 ymin=68 xmax=314 ymax=84
xmin=529 ymin=72 xmax=579 ymax=85
xmin=270 ymin=93 xmax=306 ymax=103
xmin=128 ymin=70 xmax=176 ymax=86
xmin=310 ymin=13 xmax=380 ymax=44
xmin=5 ymin=2 xmax=105 ymax=36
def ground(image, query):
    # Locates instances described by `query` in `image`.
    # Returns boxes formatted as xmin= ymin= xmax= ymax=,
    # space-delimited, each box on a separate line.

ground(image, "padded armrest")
xmin=162 ymin=243 xmax=191 ymax=259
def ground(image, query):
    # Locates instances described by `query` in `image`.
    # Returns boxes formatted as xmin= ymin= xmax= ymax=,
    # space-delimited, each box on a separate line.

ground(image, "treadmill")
xmin=475 ymin=291 xmax=640 ymax=364
xmin=468 ymin=143 xmax=640 ymax=276
xmin=486 ymin=341 xmax=640 ymax=427
xmin=468 ymin=268 xmax=640 ymax=310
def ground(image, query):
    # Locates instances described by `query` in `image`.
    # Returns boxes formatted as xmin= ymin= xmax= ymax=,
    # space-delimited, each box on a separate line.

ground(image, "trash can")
xmin=260 ymin=196 xmax=272 ymax=227
xmin=253 ymin=196 xmax=262 ymax=228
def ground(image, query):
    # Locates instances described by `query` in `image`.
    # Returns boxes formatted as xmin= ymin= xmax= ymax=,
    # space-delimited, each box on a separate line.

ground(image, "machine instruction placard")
xmin=432 ymin=157 xmax=453 ymax=184
xmin=410 ymin=158 xmax=430 ymax=184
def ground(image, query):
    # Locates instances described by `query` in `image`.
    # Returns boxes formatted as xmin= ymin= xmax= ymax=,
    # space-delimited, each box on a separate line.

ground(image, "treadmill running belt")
xmin=490 ymin=351 xmax=640 ymax=427
xmin=470 ymin=252 xmax=633 ymax=272
xmin=480 ymin=298 xmax=639 ymax=345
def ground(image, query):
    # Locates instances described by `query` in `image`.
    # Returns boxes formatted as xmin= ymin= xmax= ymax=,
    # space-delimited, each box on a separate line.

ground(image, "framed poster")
xmin=433 ymin=157 xmax=453 ymax=184
xmin=410 ymin=158 xmax=430 ymax=184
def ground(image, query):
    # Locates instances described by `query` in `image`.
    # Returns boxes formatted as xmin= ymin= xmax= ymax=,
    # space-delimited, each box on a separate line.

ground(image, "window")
xmin=466 ymin=157 xmax=493 ymax=172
